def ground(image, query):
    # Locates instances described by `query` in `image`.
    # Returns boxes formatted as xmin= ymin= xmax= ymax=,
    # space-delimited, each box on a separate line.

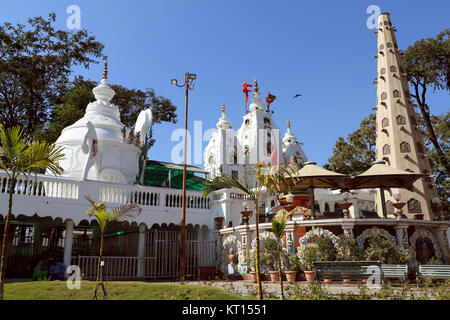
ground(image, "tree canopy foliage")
xmin=33 ymin=77 xmax=178 ymax=148
xmin=0 ymin=13 xmax=177 ymax=150
xmin=324 ymin=113 xmax=376 ymax=175
xmin=0 ymin=13 xmax=104 ymax=134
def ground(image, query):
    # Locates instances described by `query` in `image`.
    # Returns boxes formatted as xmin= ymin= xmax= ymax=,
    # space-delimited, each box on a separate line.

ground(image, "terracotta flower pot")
xmin=249 ymin=271 xmax=257 ymax=283
xmin=285 ymin=271 xmax=297 ymax=284
xmin=304 ymin=270 xmax=316 ymax=283
xmin=269 ymin=270 xmax=280 ymax=283
xmin=324 ymin=278 xmax=332 ymax=284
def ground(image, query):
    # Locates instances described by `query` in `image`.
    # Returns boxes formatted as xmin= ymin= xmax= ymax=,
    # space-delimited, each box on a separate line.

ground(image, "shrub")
xmin=302 ymin=245 xmax=324 ymax=271
xmin=336 ymin=234 xmax=365 ymax=261
xmin=364 ymin=235 xmax=411 ymax=264
xmin=315 ymin=236 xmax=338 ymax=261
xmin=285 ymin=252 xmax=302 ymax=272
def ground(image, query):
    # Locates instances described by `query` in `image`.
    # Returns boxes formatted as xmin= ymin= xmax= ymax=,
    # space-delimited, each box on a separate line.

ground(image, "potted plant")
xmin=262 ymin=238 xmax=279 ymax=282
xmin=315 ymin=236 xmax=338 ymax=283
xmin=302 ymin=245 xmax=323 ymax=283
xmin=285 ymin=252 xmax=300 ymax=284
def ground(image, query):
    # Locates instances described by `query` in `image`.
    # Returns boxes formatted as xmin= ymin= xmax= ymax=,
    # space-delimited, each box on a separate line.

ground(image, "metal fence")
xmin=73 ymin=230 xmax=218 ymax=280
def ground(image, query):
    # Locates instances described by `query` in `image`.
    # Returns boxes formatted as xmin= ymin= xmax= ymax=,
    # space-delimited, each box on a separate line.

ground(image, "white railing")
xmin=0 ymin=171 xmax=210 ymax=210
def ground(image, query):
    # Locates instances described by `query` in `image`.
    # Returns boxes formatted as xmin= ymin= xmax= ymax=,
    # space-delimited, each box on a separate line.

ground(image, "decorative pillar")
xmin=341 ymin=222 xmax=354 ymax=238
xmin=285 ymin=222 xmax=296 ymax=253
xmin=394 ymin=225 xmax=408 ymax=249
xmin=238 ymin=227 xmax=252 ymax=274
xmin=63 ymin=219 xmax=74 ymax=269
xmin=434 ymin=226 xmax=449 ymax=264
xmin=137 ymin=223 xmax=147 ymax=278
xmin=214 ymin=230 xmax=224 ymax=274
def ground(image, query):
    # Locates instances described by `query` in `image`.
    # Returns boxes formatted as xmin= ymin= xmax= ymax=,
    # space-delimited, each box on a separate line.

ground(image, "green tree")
xmin=0 ymin=13 xmax=104 ymax=134
xmin=0 ymin=125 xmax=64 ymax=299
xmin=402 ymin=29 xmax=450 ymax=176
xmin=33 ymin=77 xmax=178 ymax=148
xmin=324 ymin=113 xmax=376 ymax=175
xmin=85 ymin=196 xmax=141 ymax=282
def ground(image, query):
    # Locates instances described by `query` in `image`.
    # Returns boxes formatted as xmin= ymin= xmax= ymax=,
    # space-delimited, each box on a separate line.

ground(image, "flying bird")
xmin=293 ymin=93 xmax=302 ymax=99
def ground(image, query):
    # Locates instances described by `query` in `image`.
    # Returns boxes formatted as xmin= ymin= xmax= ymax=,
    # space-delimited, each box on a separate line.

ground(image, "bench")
xmin=360 ymin=264 xmax=408 ymax=283
xmin=417 ymin=265 xmax=450 ymax=280
xmin=314 ymin=261 xmax=381 ymax=283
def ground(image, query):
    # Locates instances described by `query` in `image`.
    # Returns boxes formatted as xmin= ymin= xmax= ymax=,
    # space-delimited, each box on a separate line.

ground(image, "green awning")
xmin=143 ymin=160 xmax=207 ymax=191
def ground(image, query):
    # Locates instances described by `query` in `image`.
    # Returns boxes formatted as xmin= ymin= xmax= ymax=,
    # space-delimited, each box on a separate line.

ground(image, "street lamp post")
xmin=171 ymin=72 xmax=196 ymax=279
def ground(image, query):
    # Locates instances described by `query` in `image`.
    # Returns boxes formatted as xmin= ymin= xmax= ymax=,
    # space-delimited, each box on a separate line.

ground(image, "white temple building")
xmin=0 ymin=12 xmax=448 ymax=280
xmin=203 ymin=80 xmax=377 ymax=228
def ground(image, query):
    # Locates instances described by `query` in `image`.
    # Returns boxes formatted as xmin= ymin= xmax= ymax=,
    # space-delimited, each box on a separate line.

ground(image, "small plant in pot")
xmin=262 ymin=237 xmax=280 ymax=283
xmin=301 ymin=245 xmax=324 ymax=283
xmin=285 ymin=252 xmax=301 ymax=284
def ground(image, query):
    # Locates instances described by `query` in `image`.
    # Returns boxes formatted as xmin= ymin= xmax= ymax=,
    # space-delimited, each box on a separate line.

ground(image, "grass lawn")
xmin=4 ymin=281 xmax=248 ymax=300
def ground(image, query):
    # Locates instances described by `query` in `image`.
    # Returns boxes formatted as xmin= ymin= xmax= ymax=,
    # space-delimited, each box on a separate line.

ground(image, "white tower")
xmin=374 ymin=13 xmax=439 ymax=219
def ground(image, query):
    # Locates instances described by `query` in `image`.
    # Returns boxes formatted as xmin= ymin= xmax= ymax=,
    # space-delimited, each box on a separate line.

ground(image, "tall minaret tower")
xmin=374 ymin=13 xmax=439 ymax=220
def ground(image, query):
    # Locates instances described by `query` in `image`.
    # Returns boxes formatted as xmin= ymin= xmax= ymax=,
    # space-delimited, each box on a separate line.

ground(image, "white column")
xmin=137 ymin=223 xmax=147 ymax=278
xmin=394 ymin=225 xmax=408 ymax=249
xmin=63 ymin=219 xmax=74 ymax=268
xmin=341 ymin=222 xmax=354 ymax=238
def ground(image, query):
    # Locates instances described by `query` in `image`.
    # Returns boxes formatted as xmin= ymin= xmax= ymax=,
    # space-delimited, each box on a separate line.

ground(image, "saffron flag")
xmin=262 ymin=147 xmax=278 ymax=167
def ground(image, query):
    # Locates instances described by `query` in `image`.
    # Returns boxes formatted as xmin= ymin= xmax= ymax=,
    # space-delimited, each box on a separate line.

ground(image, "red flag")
xmin=262 ymin=146 xmax=278 ymax=167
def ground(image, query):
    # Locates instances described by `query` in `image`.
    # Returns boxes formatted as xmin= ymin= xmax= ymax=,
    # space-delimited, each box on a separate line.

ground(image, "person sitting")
xmin=49 ymin=258 xmax=67 ymax=281
xmin=32 ymin=256 xmax=49 ymax=281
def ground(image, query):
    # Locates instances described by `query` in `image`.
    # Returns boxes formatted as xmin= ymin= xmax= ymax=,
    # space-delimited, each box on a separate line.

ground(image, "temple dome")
xmin=54 ymin=63 xmax=141 ymax=184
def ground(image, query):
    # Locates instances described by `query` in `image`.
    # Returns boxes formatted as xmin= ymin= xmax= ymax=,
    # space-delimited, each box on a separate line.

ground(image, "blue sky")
xmin=1 ymin=0 xmax=449 ymax=167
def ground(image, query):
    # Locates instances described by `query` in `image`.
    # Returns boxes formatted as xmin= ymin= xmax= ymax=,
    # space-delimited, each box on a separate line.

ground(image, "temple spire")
xmin=253 ymin=79 xmax=259 ymax=94
xmin=374 ymin=13 xmax=439 ymax=220
xmin=102 ymin=58 xmax=108 ymax=81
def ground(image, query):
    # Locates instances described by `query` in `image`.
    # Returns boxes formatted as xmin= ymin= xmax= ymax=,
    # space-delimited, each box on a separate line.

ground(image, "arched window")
xmin=390 ymin=66 xmax=397 ymax=72
xmin=245 ymin=119 xmax=250 ymax=126
xmin=267 ymin=140 xmax=272 ymax=156
xmin=387 ymin=42 xmax=392 ymax=48
xmin=381 ymin=92 xmax=387 ymax=100
xmin=264 ymin=117 xmax=271 ymax=125
xmin=396 ymin=115 xmax=406 ymax=125
xmin=400 ymin=141 xmax=410 ymax=153
xmin=379 ymin=44 xmax=384 ymax=50
xmin=393 ymin=90 xmax=401 ymax=98
xmin=382 ymin=118 xmax=389 ymax=127
xmin=383 ymin=144 xmax=390 ymax=155
xmin=380 ymin=68 xmax=386 ymax=75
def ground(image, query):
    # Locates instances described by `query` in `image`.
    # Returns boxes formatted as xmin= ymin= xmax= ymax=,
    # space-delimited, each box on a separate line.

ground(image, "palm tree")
xmin=85 ymin=196 xmax=142 ymax=282
xmin=271 ymin=212 xmax=287 ymax=300
xmin=0 ymin=125 xmax=65 ymax=299
xmin=203 ymin=172 xmax=265 ymax=300
xmin=203 ymin=165 xmax=297 ymax=301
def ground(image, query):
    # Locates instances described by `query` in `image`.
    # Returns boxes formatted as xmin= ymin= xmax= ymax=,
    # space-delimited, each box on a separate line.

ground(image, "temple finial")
xmin=254 ymin=79 xmax=259 ymax=93
xmin=222 ymin=103 xmax=226 ymax=114
xmin=287 ymin=119 xmax=291 ymax=130
xmin=102 ymin=58 xmax=108 ymax=80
